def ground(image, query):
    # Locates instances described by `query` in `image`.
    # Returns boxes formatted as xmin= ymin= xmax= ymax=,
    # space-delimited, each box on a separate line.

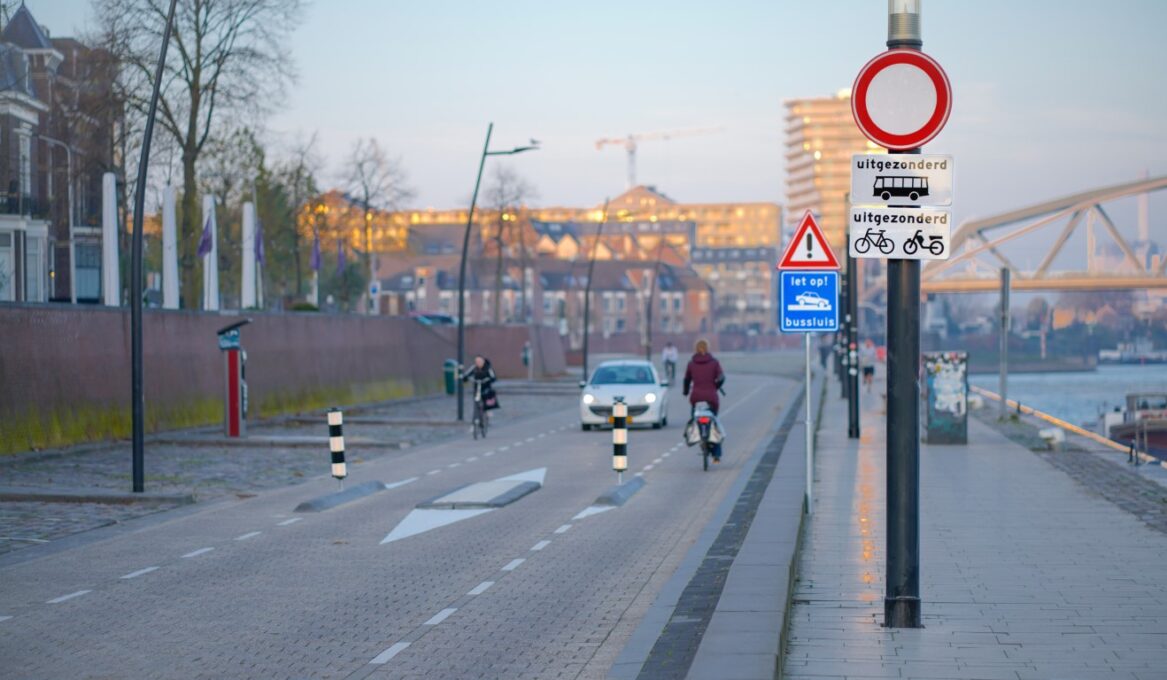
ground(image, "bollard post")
xmin=328 ymin=408 xmax=347 ymax=490
xmin=612 ymin=398 xmax=628 ymax=485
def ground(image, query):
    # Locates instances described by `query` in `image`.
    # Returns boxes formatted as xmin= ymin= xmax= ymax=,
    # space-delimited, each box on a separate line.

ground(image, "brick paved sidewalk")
xmin=783 ymin=376 xmax=1167 ymax=680
xmin=0 ymin=385 xmax=576 ymax=556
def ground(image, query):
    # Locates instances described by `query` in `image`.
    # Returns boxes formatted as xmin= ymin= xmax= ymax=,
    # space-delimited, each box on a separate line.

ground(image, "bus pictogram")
xmin=874 ymin=175 xmax=929 ymax=202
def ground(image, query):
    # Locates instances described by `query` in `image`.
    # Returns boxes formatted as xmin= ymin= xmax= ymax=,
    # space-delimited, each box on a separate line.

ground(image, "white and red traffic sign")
xmin=848 ymin=206 xmax=951 ymax=261
xmin=777 ymin=211 xmax=839 ymax=270
xmin=851 ymin=49 xmax=952 ymax=151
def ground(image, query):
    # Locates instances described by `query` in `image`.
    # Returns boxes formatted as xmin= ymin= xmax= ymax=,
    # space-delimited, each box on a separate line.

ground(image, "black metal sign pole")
xmin=847 ymin=245 xmax=860 ymax=439
xmin=884 ymin=1 xmax=924 ymax=629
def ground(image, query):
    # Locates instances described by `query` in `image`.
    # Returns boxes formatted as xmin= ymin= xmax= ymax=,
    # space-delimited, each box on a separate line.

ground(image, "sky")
xmin=30 ymin=0 xmax=1167 ymax=236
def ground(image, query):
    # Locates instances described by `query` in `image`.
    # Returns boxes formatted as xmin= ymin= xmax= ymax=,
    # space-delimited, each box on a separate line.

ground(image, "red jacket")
xmin=683 ymin=352 xmax=724 ymax=411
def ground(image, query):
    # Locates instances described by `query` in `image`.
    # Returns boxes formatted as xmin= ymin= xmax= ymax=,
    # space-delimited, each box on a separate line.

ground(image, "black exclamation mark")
xmin=805 ymin=233 xmax=813 ymax=260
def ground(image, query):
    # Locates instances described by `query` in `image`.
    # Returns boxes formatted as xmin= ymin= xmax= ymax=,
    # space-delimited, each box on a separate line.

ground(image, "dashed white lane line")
xmin=573 ymin=505 xmax=615 ymax=519
xmin=512 ymin=442 xmax=524 ymax=448
xmin=634 ymin=472 xmax=645 ymax=478
xmin=235 ymin=531 xmax=262 ymax=541
xmin=653 ymin=457 xmax=663 ymax=464
xmin=501 ymin=558 xmax=525 ymax=571
xmin=499 ymin=446 xmax=510 ymax=451
xmin=447 ymin=462 xmax=461 ymax=468
xmin=424 ymin=608 xmax=458 ymax=626
xmin=384 ymin=477 xmax=418 ymax=490
xmin=277 ymin=518 xmax=302 ymax=526
xmin=643 ymin=464 xmax=654 ymax=471
xmin=426 ymin=469 xmax=441 ymax=476
xmin=525 ymin=437 xmax=536 ymax=443
xmin=537 ymin=433 xmax=547 ymax=438
xmin=183 ymin=547 xmax=214 ymax=558
xmin=554 ymin=524 xmax=572 ymax=534
xmin=466 ymin=456 xmax=479 ymax=462
xmin=468 ymin=581 xmax=494 ymax=596
xmin=120 ymin=566 xmax=159 ymax=580
xmin=483 ymin=451 xmax=495 ymax=457
xmin=47 ymin=590 xmax=91 ymax=604
xmin=531 ymin=540 xmax=551 ymax=551
xmin=662 ymin=452 xmax=671 ymax=458
xmin=0 ymin=616 xmax=11 ymax=623
xmin=370 ymin=642 xmax=410 ymax=664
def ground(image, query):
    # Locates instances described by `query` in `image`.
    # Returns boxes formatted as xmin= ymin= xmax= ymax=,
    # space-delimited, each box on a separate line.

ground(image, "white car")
xmin=580 ymin=359 xmax=670 ymax=430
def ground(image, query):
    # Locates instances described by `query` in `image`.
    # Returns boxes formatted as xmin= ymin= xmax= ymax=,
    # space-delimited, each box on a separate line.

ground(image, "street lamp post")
xmin=38 ymin=134 xmax=77 ymax=303
xmin=456 ymin=123 xmax=538 ymax=421
xmin=581 ymin=200 xmax=609 ymax=384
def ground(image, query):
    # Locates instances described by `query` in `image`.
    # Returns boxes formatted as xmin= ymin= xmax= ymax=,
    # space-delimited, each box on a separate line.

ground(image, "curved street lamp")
xmin=456 ymin=123 xmax=539 ymax=420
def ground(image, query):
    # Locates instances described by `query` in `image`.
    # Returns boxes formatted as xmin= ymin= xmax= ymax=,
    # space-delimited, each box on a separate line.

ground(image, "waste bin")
xmin=443 ymin=359 xmax=459 ymax=395
xmin=923 ymin=351 xmax=968 ymax=444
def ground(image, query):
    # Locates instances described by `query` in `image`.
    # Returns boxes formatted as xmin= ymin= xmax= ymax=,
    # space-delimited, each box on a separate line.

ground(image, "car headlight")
xmin=644 ymin=392 xmax=657 ymax=404
xmin=583 ymin=393 xmax=595 ymax=405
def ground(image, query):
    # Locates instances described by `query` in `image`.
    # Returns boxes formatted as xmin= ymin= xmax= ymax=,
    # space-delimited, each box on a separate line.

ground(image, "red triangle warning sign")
xmin=777 ymin=211 xmax=839 ymax=270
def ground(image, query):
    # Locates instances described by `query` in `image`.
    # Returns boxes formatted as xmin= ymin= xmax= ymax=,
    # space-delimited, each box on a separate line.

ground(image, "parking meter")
xmin=217 ymin=319 xmax=252 ymax=437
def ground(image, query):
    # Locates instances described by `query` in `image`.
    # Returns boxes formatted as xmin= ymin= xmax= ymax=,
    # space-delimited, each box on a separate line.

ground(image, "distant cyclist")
xmin=661 ymin=341 xmax=679 ymax=383
xmin=461 ymin=355 xmax=499 ymax=418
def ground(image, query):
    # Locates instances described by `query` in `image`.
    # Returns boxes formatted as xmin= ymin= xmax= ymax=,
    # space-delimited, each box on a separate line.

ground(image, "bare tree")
xmin=276 ymin=133 xmax=321 ymax=299
xmin=95 ymin=0 xmax=303 ymax=308
xmin=483 ymin=165 xmax=537 ymax=323
xmin=342 ymin=137 xmax=413 ymax=312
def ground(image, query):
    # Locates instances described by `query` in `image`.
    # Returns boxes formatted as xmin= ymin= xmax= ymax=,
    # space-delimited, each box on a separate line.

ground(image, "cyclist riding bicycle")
xmin=661 ymin=341 xmax=679 ymax=383
xmin=683 ymin=339 xmax=726 ymax=463
xmin=461 ymin=355 xmax=499 ymax=422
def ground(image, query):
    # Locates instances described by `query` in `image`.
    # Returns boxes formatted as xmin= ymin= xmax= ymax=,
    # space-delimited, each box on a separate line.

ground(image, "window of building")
xmin=24 ymin=234 xmax=44 ymax=302
xmin=0 ymin=231 xmax=12 ymax=301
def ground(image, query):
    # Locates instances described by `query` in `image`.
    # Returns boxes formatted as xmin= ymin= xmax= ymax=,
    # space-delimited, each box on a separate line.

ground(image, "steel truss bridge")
xmin=913 ymin=175 xmax=1167 ymax=294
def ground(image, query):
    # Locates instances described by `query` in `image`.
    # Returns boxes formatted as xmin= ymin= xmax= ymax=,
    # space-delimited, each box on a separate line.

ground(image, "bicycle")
xmin=472 ymin=379 xmax=489 ymax=440
xmin=853 ymin=227 xmax=895 ymax=255
xmin=664 ymin=360 xmax=676 ymax=384
xmin=901 ymin=229 xmax=945 ymax=256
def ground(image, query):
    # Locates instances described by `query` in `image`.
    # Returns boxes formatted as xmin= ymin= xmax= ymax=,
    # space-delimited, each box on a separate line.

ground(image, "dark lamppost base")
xmin=884 ymin=596 xmax=922 ymax=628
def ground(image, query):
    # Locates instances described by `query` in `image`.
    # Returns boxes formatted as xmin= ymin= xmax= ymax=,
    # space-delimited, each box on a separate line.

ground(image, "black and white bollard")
xmin=612 ymin=398 xmax=628 ymax=484
xmin=328 ymin=408 xmax=347 ymax=490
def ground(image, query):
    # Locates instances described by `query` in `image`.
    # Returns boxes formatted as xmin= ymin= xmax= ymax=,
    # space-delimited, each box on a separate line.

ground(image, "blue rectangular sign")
xmin=779 ymin=270 xmax=839 ymax=333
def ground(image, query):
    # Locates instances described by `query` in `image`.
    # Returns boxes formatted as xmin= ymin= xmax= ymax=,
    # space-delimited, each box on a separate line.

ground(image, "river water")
xmin=968 ymin=364 xmax=1166 ymax=429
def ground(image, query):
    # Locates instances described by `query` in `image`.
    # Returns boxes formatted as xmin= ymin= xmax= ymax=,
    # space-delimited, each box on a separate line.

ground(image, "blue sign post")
xmin=779 ymin=270 xmax=839 ymax=333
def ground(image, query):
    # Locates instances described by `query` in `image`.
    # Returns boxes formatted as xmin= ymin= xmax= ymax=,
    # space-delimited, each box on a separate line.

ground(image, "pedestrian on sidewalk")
xmin=818 ymin=333 xmax=834 ymax=370
xmin=859 ymin=339 xmax=876 ymax=393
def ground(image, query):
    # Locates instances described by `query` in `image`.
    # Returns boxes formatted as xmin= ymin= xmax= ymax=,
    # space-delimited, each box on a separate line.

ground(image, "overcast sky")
xmin=33 ymin=0 xmax=1167 ymax=235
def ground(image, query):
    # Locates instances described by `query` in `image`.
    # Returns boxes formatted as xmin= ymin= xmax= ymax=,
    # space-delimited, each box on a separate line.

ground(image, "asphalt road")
xmin=0 ymin=372 xmax=795 ymax=680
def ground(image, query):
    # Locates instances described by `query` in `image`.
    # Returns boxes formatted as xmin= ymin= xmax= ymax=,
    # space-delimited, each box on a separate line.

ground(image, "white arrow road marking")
xmin=573 ymin=506 xmax=614 ymax=520
xmin=380 ymin=468 xmax=547 ymax=545
xmin=381 ymin=508 xmax=493 ymax=545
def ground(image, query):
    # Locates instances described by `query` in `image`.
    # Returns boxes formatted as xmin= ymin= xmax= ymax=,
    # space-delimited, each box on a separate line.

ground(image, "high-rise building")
xmin=784 ymin=90 xmax=884 ymax=252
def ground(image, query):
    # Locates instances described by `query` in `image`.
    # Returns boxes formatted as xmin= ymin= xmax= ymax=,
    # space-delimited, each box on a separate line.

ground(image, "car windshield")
xmin=590 ymin=365 xmax=655 ymax=385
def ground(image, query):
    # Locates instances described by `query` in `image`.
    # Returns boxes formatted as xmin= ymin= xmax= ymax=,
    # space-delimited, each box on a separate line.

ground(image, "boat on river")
xmin=1101 ymin=392 xmax=1167 ymax=459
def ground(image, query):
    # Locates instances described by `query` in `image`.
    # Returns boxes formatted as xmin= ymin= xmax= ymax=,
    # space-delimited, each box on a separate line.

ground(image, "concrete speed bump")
xmin=294 ymin=480 xmax=387 ymax=513
xmin=594 ymin=476 xmax=646 ymax=507
xmin=418 ymin=479 xmax=541 ymax=510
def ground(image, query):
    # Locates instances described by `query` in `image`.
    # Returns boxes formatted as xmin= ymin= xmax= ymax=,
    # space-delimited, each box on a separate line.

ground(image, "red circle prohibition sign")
xmin=851 ymin=49 xmax=952 ymax=150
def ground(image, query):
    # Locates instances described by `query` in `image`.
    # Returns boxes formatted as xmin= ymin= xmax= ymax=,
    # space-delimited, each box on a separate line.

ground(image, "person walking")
xmin=683 ymin=339 xmax=726 ymax=462
xmin=859 ymin=339 xmax=877 ymax=393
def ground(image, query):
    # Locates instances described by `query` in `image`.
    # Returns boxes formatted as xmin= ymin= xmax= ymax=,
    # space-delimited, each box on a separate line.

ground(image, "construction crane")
xmin=595 ymin=127 xmax=724 ymax=189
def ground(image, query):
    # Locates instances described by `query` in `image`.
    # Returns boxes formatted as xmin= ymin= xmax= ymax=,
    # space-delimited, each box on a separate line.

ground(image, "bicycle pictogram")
xmin=852 ymin=227 xmax=895 ymax=255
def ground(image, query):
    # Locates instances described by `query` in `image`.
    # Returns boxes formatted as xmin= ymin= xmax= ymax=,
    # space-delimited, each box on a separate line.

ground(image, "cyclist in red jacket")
xmin=683 ymin=339 xmax=726 ymax=461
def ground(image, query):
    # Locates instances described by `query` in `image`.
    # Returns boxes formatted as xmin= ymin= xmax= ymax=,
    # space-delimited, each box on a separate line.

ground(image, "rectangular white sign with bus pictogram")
xmin=848 ymin=207 xmax=952 ymax=260
xmin=851 ymin=154 xmax=953 ymax=207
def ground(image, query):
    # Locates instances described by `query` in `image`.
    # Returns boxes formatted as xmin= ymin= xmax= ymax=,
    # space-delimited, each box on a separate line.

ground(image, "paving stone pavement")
xmin=0 ymin=387 xmax=576 ymax=556
xmin=971 ymin=408 xmax=1167 ymax=536
xmin=783 ymin=375 xmax=1167 ymax=680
